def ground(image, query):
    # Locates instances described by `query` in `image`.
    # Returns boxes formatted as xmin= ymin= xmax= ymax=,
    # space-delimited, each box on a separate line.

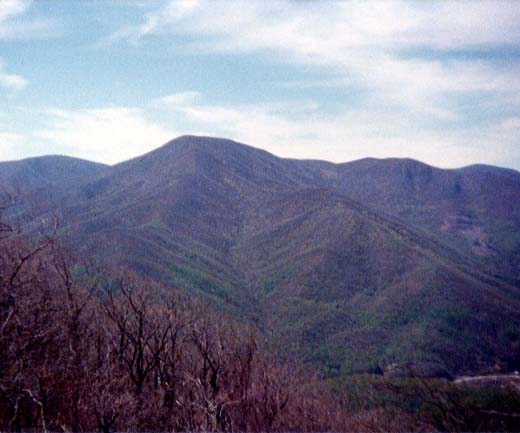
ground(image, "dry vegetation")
xmin=0 ymin=210 xmax=354 ymax=432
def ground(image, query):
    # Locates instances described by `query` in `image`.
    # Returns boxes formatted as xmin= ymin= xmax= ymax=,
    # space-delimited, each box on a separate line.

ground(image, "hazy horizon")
xmin=2 ymin=133 xmax=520 ymax=174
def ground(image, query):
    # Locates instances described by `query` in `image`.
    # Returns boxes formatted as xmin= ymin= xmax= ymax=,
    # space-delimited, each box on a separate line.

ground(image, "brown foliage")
xmin=0 ymin=212 xmax=354 ymax=432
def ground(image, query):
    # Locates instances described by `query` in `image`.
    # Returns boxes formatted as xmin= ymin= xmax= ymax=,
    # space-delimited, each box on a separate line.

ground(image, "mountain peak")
xmin=157 ymin=135 xmax=278 ymax=161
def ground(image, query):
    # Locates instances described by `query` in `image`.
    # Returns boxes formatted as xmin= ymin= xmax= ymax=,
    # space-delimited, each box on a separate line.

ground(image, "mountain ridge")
xmin=2 ymin=135 xmax=519 ymax=376
xmin=2 ymin=135 xmax=518 ymax=181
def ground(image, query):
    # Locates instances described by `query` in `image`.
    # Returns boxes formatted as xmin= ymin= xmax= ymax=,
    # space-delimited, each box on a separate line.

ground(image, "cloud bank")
xmin=102 ymin=0 xmax=520 ymax=167
xmin=1 ymin=1 xmax=519 ymax=169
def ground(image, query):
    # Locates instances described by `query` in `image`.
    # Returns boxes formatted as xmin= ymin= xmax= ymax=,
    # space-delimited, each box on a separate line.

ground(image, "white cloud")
xmin=137 ymin=0 xmax=199 ymax=39
xmin=0 ymin=0 xmax=29 ymax=23
xmin=157 ymin=92 xmax=520 ymax=170
xmin=3 ymin=93 xmax=518 ymax=170
xmin=0 ymin=17 xmax=54 ymax=40
xmin=0 ymin=0 xmax=55 ymax=40
xmin=0 ymin=1 xmax=31 ymax=90
xmin=155 ymin=91 xmax=201 ymax=105
xmin=116 ymin=0 xmax=520 ymax=120
xmin=0 ymin=61 xmax=28 ymax=90
xmin=103 ymin=0 xmax=520 ymax=170
xmin=125 ymin=1 xmax=520 ymax=56
xmin=500 ymin=118 xmax=520 ymax=131
xmin=35 ymin=107 xmax=175 ymax=164
xmin=0 ymin=0 xmax=52 ymax=91
xmin=0 ymin=131 xmax=22 ymax=160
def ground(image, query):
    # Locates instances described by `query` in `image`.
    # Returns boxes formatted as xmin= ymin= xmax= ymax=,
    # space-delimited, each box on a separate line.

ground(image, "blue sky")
xmin=0 ymin=0 xmax=519 ymax=169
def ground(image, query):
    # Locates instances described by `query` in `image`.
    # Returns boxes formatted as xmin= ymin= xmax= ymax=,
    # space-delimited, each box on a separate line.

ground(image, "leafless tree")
xmin=0 ymin=208 xmax=356 ymax=432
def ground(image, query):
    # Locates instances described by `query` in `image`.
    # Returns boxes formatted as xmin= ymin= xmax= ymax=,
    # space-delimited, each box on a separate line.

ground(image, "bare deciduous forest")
xmin=0 ymin=210 xmax=356 ymax=432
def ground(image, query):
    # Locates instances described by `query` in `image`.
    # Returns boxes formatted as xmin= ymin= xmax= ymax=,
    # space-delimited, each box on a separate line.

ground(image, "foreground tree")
xmin=0 ymin=208 xmax=354 ymax=432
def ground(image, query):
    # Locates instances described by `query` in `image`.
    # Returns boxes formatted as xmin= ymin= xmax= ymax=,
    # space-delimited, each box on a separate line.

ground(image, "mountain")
xmin=2 ymin=135 xmax=519 ymax=377
xmin=327 ymin=158 xmax=520 ymax=286
xmin=0 ymin=155 xmax=108 ymax=209
xmin=0 ymin=154 xmax=107 ymax=191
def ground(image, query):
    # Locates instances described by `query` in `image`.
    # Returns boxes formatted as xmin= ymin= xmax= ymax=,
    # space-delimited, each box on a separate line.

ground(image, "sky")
xmin=0 ymin=0 xmax=519 ymax=169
